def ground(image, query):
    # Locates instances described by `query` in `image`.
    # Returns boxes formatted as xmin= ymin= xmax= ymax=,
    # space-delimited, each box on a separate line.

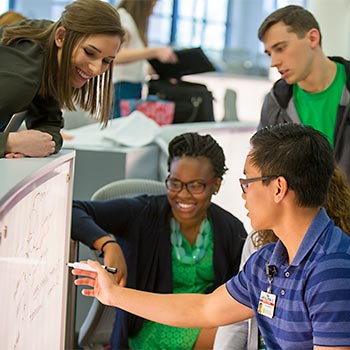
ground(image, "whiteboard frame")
xmin=0 ymin=150 xmax=75 ymax=349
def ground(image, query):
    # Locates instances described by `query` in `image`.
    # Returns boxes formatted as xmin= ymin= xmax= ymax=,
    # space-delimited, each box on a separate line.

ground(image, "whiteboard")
xmin=0 ymin=154 xmax=74 ymax=349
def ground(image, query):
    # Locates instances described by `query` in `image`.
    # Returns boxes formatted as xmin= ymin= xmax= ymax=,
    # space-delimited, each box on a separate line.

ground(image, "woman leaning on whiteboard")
xmin=0 ymin=0 xmax=124 ymax=158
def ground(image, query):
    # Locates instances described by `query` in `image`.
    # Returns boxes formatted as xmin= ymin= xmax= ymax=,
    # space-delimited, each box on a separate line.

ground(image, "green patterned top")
xmin=128 ymin=222 xmax=214 ymax=349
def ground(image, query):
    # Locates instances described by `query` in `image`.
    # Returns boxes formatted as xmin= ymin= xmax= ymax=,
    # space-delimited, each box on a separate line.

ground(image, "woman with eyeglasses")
xmin=71 ymin=132 xmax=247 ymax=350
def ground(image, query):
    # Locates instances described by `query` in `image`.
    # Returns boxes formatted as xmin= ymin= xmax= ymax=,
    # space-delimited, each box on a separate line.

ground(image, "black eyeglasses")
xmin=165 ymin=176 xmax=217 ymax=195
xmin=239 ymin=175 xmax=279 ymax=194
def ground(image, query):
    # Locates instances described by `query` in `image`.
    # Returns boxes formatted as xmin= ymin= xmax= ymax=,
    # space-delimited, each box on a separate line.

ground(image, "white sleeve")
xmin=213 ymin=231 xmax=257 ymax=350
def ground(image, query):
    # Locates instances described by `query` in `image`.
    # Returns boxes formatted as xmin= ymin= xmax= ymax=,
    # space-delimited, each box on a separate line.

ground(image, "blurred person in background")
xmin=112 ymin=0 xmax=177 ymax=118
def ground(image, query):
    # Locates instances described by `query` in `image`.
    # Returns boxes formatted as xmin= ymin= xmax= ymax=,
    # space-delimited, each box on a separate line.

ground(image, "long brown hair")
xmin=117 ymin=0 xmax=156 ymax=45
xmin=2 ymin=0 xmax=125 ymax=126
xmin=252 ymin=165 xmax=350 ymax=249
xmin=324 ymin=165 xmax=350 ymax=235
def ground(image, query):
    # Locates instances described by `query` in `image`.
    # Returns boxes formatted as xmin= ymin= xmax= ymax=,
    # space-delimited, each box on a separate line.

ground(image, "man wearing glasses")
xmin=74 ymin=124 xmax=350 ymax=350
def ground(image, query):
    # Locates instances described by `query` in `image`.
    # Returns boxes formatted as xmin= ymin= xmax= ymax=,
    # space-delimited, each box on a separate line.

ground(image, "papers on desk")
xmin=63 ymin=111 xmax=162 ymax=149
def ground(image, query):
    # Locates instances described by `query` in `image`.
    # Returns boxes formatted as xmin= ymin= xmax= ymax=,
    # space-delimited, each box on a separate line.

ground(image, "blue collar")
xmin=269 ymin=208 xmax=332 ymax=268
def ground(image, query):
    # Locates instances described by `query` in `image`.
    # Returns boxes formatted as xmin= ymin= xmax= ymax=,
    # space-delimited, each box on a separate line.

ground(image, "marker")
xmin=67 ymin=262 xmax=117 ymax=274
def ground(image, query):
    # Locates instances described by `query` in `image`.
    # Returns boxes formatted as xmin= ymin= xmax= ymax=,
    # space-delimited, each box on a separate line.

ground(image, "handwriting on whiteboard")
xmin=0 ymin=162 xmax=71 ymax=349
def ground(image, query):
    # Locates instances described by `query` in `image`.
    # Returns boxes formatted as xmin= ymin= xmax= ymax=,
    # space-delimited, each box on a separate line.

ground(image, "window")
xmin=149 ymin=0 xmax=228 ymax=50
xmin=149 ymin=0 xmax=305 ymax=77
xmin=0 ymin=0 xmax=10 ymax=14
xmin=6 ymin=0 xmax=305 ymax=78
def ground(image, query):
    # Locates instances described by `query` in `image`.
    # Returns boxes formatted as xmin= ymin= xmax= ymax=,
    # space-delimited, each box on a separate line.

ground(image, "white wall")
xmin=308 ymin=0 xmax=350 ymax=59
xmin=184 ymin=0 xmax=350 ymax=125
xmin=183 ymin=73 xmax=273 ymax=123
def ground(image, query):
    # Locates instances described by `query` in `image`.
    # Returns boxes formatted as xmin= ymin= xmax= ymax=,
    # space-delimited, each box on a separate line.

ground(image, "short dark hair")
xmin=167 ymin=132 xmax=228 ymax=179
xmin=249 ymin=123 xmax=335 ymax=207
xmin=258 ymin=5 xmax=322 ymax=46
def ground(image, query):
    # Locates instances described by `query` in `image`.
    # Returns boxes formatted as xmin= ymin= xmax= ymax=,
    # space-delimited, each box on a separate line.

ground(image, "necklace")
xmin=170 ymin=217 xmax=211 ymax=265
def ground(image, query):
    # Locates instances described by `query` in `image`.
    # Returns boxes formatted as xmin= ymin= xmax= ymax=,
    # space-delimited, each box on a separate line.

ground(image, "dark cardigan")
xmin=72 ymin=195 xmax=247 ymax=349
xmin=0 ymin=20 xmax=63 ymax=157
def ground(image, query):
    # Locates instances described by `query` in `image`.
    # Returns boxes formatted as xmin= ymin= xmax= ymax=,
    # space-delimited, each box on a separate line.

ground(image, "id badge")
xmin=258 ymin=291 xmax=277 ymax=318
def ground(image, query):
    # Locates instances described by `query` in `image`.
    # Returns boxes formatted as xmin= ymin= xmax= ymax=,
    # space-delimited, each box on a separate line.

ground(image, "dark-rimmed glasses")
xmin=165 ymin=176 xmax=217 ymax=195
xmin=239 ymin=175 xmax=279 ymax=194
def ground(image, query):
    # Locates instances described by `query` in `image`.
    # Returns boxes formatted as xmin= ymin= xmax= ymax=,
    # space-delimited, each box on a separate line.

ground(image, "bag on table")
xmin=147 ymin=79 xmax=215 ymax=123
xmin=120 ymin=95 xmax=175 ymax=126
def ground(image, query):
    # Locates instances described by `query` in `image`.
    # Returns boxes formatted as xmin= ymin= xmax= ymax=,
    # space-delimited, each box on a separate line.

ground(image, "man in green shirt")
xmin=257 ymin=5 xmax=349 ymax=178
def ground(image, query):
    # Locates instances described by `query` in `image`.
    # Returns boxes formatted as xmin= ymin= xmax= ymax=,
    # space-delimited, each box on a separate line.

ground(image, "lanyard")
xmin=265 ymin=263 xmax=278 ymax=293
xmin=258 ymin=263 xmax=278 ymax=319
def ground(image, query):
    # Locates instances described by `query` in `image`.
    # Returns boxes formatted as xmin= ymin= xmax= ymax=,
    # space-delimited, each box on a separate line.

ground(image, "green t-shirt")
xmin=293 ymin=62 xmax=346 ymax=146
xmin=128 ymin=224 xmax=214 ymax=350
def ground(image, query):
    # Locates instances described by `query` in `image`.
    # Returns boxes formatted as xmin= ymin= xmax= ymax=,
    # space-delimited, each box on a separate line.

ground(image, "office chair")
xmin=77 ymin=179 xmax=167 ymax=350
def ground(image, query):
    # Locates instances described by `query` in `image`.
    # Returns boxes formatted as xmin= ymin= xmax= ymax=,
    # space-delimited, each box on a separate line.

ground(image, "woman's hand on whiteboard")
xmin=6 ymin=130 xmax=56 ymax=157
xmin=72 ymin=260 xmax=119 ymax=306
xmin=103 ymin=243 xmax=128 ymax=287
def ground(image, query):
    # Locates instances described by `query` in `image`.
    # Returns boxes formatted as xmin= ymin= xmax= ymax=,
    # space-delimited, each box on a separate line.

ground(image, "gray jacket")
xmin=259 ymin=56 xmax=350 ymax=178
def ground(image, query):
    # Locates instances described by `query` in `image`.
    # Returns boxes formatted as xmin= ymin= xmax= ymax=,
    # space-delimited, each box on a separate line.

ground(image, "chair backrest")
xmin=78 ymin=178 xmax=166 ymax=350
xmin=91 ymin=178 xmax=167 ymax=201
xmin=222 ymin=88 xmax=238 ymax=121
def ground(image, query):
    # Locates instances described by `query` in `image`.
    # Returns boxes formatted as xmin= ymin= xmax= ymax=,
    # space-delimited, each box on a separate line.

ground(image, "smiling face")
xmin=262 ymin=22 xmax=319 ymax=85
xmin=55 ymin=27 xmax=122 ymax=88
xmin=167 ymin=156 xmax=221 ymax=225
